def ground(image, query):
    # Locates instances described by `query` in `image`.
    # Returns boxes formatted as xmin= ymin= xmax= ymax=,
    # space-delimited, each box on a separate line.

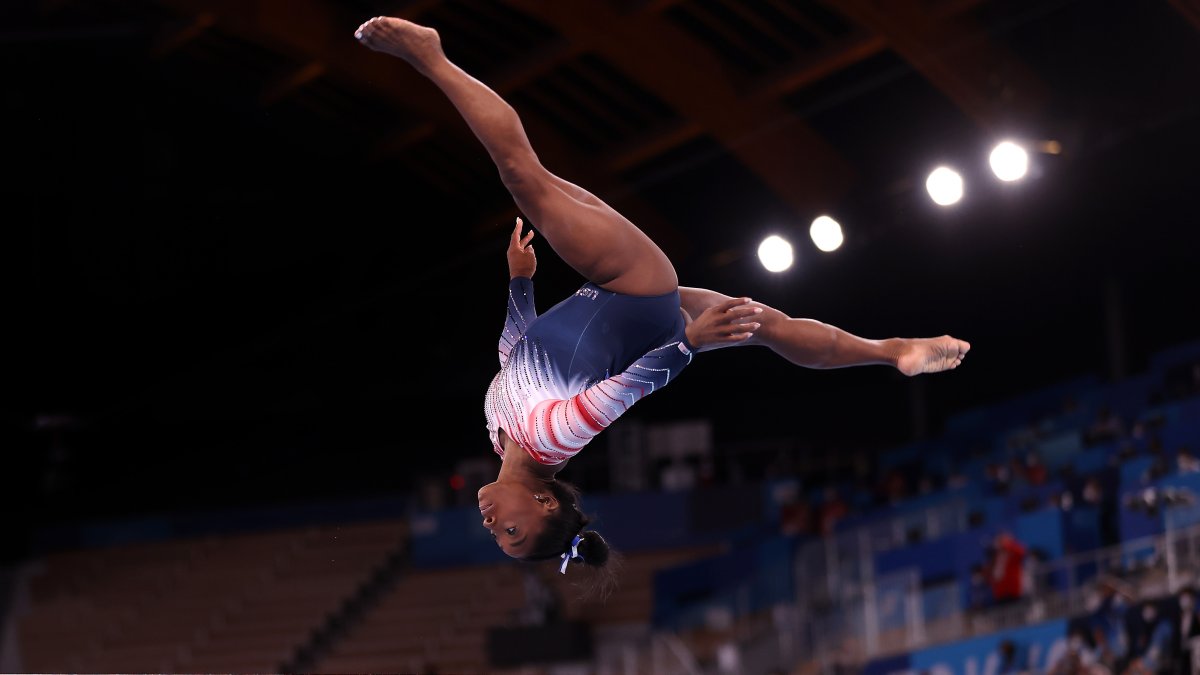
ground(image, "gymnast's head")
xmin=478 ymin=476 xmax=618 ymax=596
xmin=481 ymin=429 xmax=619 ymax=595
xmin=478 ymin=477 xmax=607 ymax=559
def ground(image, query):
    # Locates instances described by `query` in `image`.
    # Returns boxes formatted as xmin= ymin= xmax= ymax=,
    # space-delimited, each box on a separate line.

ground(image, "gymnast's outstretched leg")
xmin=679 ymin=287 xmax=970 ymax=375
xmin=354 ymin=17 xmax=677 ymax=297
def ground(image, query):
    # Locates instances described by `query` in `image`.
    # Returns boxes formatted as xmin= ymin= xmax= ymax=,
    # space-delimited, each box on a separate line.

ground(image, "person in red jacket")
xmin=990 ymin=532 xmax=1027 ymax=603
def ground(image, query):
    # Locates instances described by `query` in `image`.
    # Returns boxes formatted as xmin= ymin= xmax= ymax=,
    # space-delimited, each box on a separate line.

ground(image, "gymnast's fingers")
xmin=712 ymin=297 xmax=752 ymax=315
xmin=725 ymin=305 xmax=763 ymax=321
xmin=728 ymin=322 xmax=762 ymax=334
xmin=721 ymin=306 xmax=761 ymax=326
xmin=521 ymin=229 xmax=535 ymax=248
xmin=718 ymin=308 xmax=756 ymax=322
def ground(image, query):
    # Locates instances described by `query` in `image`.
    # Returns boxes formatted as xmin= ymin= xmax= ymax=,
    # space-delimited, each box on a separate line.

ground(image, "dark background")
xmin=5 ymin=0 xmax=1200 ymax=561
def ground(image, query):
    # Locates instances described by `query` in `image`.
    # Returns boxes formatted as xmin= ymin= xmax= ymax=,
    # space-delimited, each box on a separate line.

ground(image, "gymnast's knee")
xmin=497 ymin=152 xmax=548 ymax=197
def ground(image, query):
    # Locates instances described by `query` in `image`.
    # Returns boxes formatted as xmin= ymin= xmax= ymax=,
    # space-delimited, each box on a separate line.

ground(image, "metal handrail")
xmin=679 ymin=515 xmax=1200 ymax=673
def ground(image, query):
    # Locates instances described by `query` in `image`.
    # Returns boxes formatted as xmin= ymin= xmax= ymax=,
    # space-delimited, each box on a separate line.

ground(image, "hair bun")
xmin=577 ymin=530 xmax=611 ymax=567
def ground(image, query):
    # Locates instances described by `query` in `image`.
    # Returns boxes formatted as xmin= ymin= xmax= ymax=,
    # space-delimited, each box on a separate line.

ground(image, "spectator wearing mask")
xmin=1088 ymin=578 xmax=1132 ymax=670
xmin=1126 ymin=601 xmax=1173 ymax=673
xmin=1179 ymin=450 xmax=1200 ymax=474
xmin=1173 ymin=587 xmax=1200 ymax=674
xmin=1048 ymin=627 xmax=1102 ymax=675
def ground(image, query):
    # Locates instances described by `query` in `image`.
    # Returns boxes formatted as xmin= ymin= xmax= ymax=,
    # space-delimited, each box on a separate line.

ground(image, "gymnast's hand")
xmin=683 ymin=297 xmax=762 ymax=352
xmin=507 ymin=217 xmax=537 ymax=280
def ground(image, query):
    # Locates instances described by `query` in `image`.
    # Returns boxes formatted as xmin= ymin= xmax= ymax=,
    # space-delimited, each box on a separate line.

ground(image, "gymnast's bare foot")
xmin=896 ymin=336 xmax=971 ymax=376
xmin=354 ymin=16 xmax=443 ymax=72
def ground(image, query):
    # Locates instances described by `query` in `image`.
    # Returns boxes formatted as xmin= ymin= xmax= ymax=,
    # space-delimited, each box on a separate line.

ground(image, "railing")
xmin=590 ymin=623 xmax=703 ymax=675
xmin=794 ymin=497 xmax=969 ymax=610
xmin=675 ymin=517 xmax=1200 ymax=674
xmin=650 ymin=633 xmax=703 ymax=675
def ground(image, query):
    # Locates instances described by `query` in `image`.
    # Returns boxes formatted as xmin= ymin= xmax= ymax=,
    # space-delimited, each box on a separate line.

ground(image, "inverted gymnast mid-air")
xmin=354 ymin=16 xmax=970 ymax=590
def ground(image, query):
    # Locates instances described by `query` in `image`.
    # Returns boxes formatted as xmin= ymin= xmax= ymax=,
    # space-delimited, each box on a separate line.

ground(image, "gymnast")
xmin=354 ymin=17 xmax=970 ymax=588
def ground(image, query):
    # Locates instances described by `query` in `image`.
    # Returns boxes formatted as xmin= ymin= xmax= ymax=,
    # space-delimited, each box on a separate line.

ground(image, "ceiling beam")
xmin=148 ymin=12 xmax=215 ymax=59
xmin=602 ymin=32 xmax=885 ymax=173
xmin=602 ymin=0 xmax=981 ymax=172
xmin=151 ymin=0 xmax=687 ymax=256
xmin=604 ymin=120 xmax=706 ymax=174
xmin=489 ymin=38 xmax=583 ymax=94
xmin=259 ymin=60 xmax=326 ymax=107
xmin=367 ymin=37 xmax=586 ymax=162
xmin=505 ymin=0 xmax=854 ymax=219
xmin=360 ymin=3 xmax=586 ymax=153
xmin=1169 ymin=0 xmax=1200 ymax=32
xmin=746 ymin=33 xmax=887 ymax=105
xmin=818 ymin=0 xmax=1048 ymax=130
xmin=369 ymin=123 xmax=436 ymax=161
xmin=390 ymin=3 xmax=974 ymax=188
xmin=153 ymin=0 xmax=455 ymax=125
xmin=619 ymin=0 xmax=688 ymax=15
xmin=760 ymin=0 xmax=838 ymax=41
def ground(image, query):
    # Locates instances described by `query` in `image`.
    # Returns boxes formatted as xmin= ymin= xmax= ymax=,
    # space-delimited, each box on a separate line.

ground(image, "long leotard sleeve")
xmin=498 ymin=276 xmax=536 ymax=366
xmin=527 ymin=339 xmax=694 ymax=463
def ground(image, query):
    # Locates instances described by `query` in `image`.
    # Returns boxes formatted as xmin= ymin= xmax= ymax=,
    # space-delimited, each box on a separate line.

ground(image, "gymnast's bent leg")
xmin=355 ymin=17 xmax=676 ymax=297
xmin=678 ymin=287 xmax=971 ymax=376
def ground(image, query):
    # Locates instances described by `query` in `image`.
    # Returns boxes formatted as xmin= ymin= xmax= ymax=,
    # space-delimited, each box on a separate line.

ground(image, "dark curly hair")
xmin=521 ymin=478 xmax=620 ymax=600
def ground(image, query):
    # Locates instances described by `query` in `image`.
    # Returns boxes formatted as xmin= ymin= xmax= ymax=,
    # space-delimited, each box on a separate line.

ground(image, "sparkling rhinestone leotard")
xmin=484 ymin=277 xmax=694 ymax=465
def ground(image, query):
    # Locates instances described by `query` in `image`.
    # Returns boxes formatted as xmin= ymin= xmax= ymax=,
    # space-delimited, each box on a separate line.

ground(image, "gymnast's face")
xmin=478 ymin=482 xmax=557 ymax=558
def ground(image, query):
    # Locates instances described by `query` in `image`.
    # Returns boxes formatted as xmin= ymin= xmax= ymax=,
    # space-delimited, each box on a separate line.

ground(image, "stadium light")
xmin=926 ymin=166 xmax=964 ymax=206
xmin=989 ymin=141 xmax=1029 ymax=182
xmin=809 ymin=216 xmax=844 ymax=252
xmin=757 ymin=235 xmax=794 ymax=272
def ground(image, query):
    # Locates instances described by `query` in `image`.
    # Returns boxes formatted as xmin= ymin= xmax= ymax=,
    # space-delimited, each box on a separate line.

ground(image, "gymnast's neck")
xmin=497 ymin=429 xmax=564 ymax=483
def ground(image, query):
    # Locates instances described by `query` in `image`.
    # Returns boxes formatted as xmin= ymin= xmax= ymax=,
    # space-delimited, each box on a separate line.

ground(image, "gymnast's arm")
xmin=533 ymin=298 xmax=761 ymax=448
xmin=498 ymin=218 xmax=538 ymax=366
xmin=678 ymin=286 xmax=969 ymax=376
xmin=532 ymin=339 xmax=694 ymax=452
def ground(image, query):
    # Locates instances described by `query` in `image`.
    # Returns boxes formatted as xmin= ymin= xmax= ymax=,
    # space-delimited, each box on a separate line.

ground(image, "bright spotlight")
xmin=989 ymin=141 xmax=1029 ymax=182
xmin=757 ymin=235 xmax=794 ymax=273
xmin=926 ymin=166 xmax=964 ymax=206
xmin=809 ymin=216 xmax=843 ymax=252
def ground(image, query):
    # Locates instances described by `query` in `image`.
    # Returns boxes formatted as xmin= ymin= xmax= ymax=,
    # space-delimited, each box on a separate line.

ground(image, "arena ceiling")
xmin=6 ymin=0 xmax=1200 ymax=543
